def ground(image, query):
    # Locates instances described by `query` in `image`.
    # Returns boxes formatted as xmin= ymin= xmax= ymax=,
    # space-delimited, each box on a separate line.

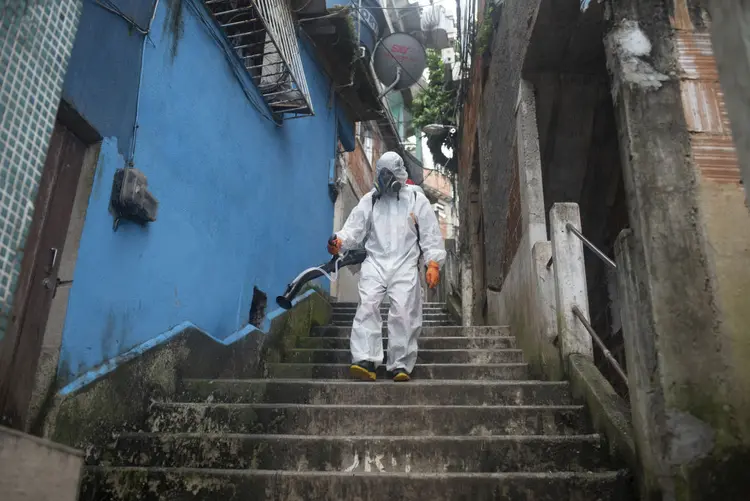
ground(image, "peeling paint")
xmin=666 ymin=410 xmax=716 ymax=465
xmin=344 ymin=452 xmax=359 ymax=472
xmin=605 ymin=20 xmax=669 ymax=97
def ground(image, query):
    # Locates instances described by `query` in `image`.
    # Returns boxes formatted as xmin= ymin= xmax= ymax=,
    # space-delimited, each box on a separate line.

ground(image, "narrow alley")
xmin=1 ymin=1 xmax=749 ymax=500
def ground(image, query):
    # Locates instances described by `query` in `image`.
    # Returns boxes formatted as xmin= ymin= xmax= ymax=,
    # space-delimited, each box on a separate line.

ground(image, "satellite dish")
xmin=372 ymin=32 xmax=427 ymax=93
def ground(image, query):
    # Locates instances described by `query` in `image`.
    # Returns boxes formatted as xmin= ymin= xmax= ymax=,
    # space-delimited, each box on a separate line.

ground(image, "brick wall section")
xmin=343 ymin=144 xmax=373 ymax=196
xmin=422 ymin=169 xmax=452 ymax=195
xmin=456 ymin=0 xmax=487 ymax=202
xmin=672 ymin=5 xmax=740 ymax=184
xmin=342 ymin=121 xmax=383 ymax=197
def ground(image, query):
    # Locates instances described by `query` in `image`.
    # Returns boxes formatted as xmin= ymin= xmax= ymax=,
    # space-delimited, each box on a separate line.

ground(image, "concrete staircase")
xmin=80 ymin=302 xmax=633 ymax=500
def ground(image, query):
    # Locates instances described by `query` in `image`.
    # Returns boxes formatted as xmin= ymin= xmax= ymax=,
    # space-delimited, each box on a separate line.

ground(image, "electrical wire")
xmin=348 ymin=2 xmax=432 ymax=95
xmin=293 ymin=0 xmax=315 ymax=13
xmin=93 ymin=0 xmax=151 ymax=35
xmin=298 ymin=7 xmax=352 ymax=23
xmin=296 ymin=1 xmax=440 ymax=166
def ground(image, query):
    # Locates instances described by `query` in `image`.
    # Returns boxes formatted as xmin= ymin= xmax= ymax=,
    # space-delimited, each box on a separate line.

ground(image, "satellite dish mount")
xmin=371 ymin=32 xmax=427 ymax=97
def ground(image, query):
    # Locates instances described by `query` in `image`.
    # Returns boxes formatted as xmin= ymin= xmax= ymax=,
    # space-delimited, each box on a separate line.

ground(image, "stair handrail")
xmin=549 ymin=203 xmax=628 ymax=394
xmin=546 ymin=224 xmax=616 ymax=270
xmin=572 ymin=305 xmax=628 ymax=387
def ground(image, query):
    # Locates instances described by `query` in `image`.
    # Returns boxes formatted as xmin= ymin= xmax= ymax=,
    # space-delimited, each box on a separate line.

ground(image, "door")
xmin=0 ymin=121 xmax=87 ymax=428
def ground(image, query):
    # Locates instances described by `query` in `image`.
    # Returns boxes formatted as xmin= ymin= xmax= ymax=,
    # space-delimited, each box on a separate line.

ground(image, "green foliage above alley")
xmin=413 ymin=50 xmax=457 ymax=131
xmin=413 ymin=50 xmax=457 ymax=171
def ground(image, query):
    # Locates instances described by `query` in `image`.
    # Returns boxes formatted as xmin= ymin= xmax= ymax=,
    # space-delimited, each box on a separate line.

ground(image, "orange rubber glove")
xmin=327 ymin=235 xmax=342 ymax=255
xmin=426 ymin=261 xmax=440 ymax=288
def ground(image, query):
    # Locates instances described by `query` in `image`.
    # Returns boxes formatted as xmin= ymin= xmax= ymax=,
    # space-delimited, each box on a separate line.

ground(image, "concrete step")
xmin=331 ymin=320 xmax=455 ymax=327
xmin=333 ymin=302 xmax=447 ymax=309
xmin=179 ymin=379 xmax=574 ymax=406
xmin=98 ymin=433 xmax=611 ymax=473
xmin=284 ymin=349 xmax=525 ymax=364
xmin=311 ymin=325 xmax=511 ymax=338
xmin=332 ymin=304 xmax=448 ymax=311
xmin=330 ymin=317 xmax=455 ymax=327
xmin=266 ymin=363 xmax=529 ymax=380
xmin=295 ymin=336 xmax=518 ymax=350
xmin=331 ymin=313 xmax=453 ymax=322
xmin=147 ymin=403 xmax=588 ymax=435
xmin=332 ymin=309 xmax=454 ymax=320
xmin=82 ymin=468 xmax=634 ymax=501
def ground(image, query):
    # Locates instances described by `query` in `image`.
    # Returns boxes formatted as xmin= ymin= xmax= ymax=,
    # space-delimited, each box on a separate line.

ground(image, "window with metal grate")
xmin=203 ymin=0 xmax=315 ymax=120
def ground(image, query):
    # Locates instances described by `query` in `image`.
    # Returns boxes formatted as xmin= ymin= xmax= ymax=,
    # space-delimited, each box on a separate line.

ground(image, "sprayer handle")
xmin=327 ymin=235 xmax=342 ymax=256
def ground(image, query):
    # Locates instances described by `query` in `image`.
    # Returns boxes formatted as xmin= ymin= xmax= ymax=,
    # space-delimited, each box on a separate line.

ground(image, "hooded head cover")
xmin=375 ymin=151 xmax=408 ymax=196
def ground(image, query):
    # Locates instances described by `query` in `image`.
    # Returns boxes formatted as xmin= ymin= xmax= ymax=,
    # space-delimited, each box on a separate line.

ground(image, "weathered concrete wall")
xmin=487 ymin=81 xmax=560 ymax=378
xmin=0 ymin=426 xmax=83 ymax=501
xmin=549 ymin=204 xmax=593 ymax=361
xmin=706 ymin=1 xmax=750 ymax=205
xmin=672 ymin=3 xmax=750 ymax=415
xmin=456 ymin=0 xmax=488 ymax=325
xmin=567 ymin=354 xmax=636 ymax=471
xmin=478 ymin=0 xmax=542 ymax=289
xmin=44 ymin=291 xmax=330 ymax=453
xmin=331 ymin=180 xmax=362 ymax=302
xmin=488 ymin=237 xmax=562 ymax=381
xmin=606 ymin=1 xmax=750 ymax=498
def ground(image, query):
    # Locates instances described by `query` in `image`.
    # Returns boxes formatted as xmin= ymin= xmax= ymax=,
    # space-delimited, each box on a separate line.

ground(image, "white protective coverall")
xmin=337 ymin=152 xmax=446 ymax=373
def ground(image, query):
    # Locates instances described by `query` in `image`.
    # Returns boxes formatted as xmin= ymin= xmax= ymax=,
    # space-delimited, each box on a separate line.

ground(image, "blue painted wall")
xmin=62 ymin=0 xmax=157 ymax=157
xmin=58 ymin=0 xmax=349 ymax=381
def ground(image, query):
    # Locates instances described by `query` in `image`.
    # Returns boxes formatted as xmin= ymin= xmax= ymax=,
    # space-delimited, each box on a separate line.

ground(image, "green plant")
xmin=412 ymin=50 xmax=458 ymax=173
xmin=413 ymin=50 xmax=456 ymax=131
xmin=475 ymin=4 xmax=496 ymax=55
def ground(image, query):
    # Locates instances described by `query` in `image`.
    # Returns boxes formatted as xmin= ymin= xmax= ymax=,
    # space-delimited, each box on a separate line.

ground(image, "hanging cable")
xmin=293 ymin=0 xmax=315 ymax=13
xmin=93 ymin=0 xmax=151 ymax=35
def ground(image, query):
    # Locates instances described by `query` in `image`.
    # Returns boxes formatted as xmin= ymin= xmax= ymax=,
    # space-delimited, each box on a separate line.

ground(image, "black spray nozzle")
xmin=276 ymin=249 xmax=367 ymax=310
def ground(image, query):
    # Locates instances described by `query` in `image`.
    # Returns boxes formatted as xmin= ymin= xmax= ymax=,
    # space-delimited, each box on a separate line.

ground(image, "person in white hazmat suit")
xmin=327 ymin=152 xmax=446 ymax=382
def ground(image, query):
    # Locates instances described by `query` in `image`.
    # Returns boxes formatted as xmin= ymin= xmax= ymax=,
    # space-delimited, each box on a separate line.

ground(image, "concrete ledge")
xmin=445 ymin=292 xmax=462 ymax=325
xmin=567 ymin=354 xmax=636 ymax=470
xmin=42 ymin=291 xmax=331 ymax=451
xmin=1 ymin=425 xmax=83 ymax=501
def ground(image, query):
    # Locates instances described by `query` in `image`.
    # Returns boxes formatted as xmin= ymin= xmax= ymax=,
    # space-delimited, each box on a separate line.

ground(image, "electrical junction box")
xmin=110 ymin=168 xmax=158 ymax=231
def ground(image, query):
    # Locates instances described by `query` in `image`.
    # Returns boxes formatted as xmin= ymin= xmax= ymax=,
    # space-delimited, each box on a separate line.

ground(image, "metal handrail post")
xmin=565 ymin=223 xmax=617 ymax=269
xmin=572 ymin=305 xmax=628 ymax=387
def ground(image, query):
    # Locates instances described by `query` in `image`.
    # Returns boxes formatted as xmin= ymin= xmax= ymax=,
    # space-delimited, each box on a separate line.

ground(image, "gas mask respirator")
xmin=376 ymin=168 xmax=402 ymax=197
